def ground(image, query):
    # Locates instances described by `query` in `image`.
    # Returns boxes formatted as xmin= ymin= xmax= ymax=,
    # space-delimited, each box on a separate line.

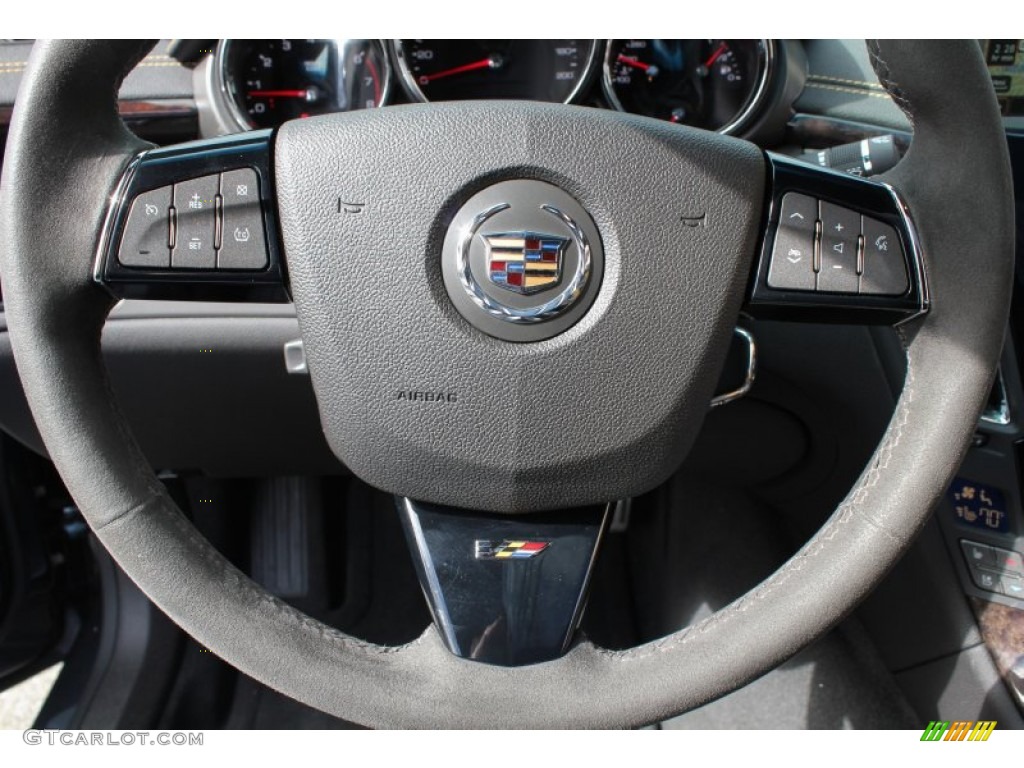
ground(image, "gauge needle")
xmin=704 ymin=42 xmax=729 ymax=69
xmin=419 ymin=57 xmax=495 ymax=84
xmin=248 ymin=89 xmax=309 ymax=98
xmin=616 ymin=54 xmax=652 ymax=72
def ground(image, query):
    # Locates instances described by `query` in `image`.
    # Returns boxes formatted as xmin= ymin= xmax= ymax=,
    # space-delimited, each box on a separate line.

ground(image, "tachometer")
xmin=219 ymin=39 xmax=391 ymax=129
xmin=393 ymin=40 xmax=597 ymax=104
xmin=603 ymin=40 xmax=772 ymax=133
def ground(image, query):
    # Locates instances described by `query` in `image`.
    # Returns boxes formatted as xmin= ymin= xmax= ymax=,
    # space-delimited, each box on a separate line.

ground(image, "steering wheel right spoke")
xmin=745 ymin=152 xmax=927 ymax=326
xmin=95 ymin=130 xmax=288 ymax=303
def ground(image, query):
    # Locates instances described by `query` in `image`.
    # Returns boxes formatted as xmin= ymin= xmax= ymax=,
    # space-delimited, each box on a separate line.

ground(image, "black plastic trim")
xmin=95 ymin=130 xmax=288 ymax=303
xmin=746 ymin=152 xmax=927 ymax=325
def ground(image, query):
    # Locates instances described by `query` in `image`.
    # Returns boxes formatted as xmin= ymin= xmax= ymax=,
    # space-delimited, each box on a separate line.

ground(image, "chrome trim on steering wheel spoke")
xmin=711 ymin=327 xmax=757 ymax=408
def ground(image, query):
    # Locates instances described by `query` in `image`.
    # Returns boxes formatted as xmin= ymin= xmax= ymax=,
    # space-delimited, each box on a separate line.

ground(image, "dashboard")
xmin=211 ymin=39 xmax=774 ymax=135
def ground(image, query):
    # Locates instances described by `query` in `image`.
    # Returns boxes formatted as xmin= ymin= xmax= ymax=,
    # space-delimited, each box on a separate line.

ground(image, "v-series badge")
xmin=475 ymin=540 xmax=551 ymax=560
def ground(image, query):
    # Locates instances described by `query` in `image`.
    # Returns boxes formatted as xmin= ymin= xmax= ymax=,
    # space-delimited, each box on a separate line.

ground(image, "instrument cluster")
xmin=217 ymin=39 xmax=774 ymax=135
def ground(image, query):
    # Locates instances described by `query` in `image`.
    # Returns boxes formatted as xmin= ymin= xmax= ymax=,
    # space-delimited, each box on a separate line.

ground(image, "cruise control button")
xmin=118 ymin=186 xmax=171 ymax=268
xmin=818 ymin=201 xmax=859 ymax=293
xmin=861 ymin=217 xmax=908 ymax=295
xmin=172 ymin=175 xmax=218 ymax=269
xmin=218 ymin=169 xmax=268 ymax=270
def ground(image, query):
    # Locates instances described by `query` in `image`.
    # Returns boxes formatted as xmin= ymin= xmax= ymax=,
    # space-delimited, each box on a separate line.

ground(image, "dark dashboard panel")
xmin=794 ymin=39 xmax=910 ymax=131
xmin=0 ymin=303 xmax=341 ymax=477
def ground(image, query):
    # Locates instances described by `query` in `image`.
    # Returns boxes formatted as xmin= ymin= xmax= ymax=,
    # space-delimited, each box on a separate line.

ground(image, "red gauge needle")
xmin=419 ymin=58 xmax=494 ymax=84
xmin=704 ymin=42 xmax=729 ymax=69
xmin=247 ymin=90 xmax=307 ymax=98
xmin=616 ymin=54 xmax=652 ymax=73
xmin=248 ymin=89 xmax=308 ymax=98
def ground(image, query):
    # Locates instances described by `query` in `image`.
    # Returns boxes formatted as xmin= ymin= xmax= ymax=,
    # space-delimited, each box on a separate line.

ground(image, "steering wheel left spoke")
xmin=95 ymin=132 xmax=287 ymax=302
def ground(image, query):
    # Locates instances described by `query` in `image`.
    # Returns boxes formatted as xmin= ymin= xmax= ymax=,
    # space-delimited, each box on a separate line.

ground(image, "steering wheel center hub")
xmin=274 ymin=101 xmax=765 ymax=511
xmin=441 ymin=179 xmax=604 ymax=342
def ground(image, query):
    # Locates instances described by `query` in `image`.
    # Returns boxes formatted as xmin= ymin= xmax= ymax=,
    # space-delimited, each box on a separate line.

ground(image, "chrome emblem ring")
xmin=456 ymin=203 xmax=592 ymax=324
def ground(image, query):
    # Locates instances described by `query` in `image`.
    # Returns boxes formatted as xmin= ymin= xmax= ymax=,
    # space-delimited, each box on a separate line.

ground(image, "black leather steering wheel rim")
xmin=0 ymin=39 xmax=1014 ymax=728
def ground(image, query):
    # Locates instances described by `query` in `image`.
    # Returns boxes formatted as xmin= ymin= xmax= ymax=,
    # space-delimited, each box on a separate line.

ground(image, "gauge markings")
xmin=220 ymin=39 xmax=390 ymax=129
xmin=395 ymin=40 xmax=596 ymax=104
xmin=603 ymin=39 xmax=771 ymax=133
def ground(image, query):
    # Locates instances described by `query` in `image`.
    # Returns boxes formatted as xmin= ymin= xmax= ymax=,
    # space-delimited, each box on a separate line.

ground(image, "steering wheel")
xmin=0 ymin=40 xmax=1013 ymax=728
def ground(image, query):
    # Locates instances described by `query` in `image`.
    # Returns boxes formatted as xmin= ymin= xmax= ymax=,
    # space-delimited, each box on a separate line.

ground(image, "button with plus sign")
xmin=818 ymin=201 xmax=860 ymax=293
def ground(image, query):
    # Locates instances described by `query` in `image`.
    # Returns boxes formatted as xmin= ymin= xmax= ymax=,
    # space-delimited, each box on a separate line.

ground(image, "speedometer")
xmin=393 ymin=40 xmax=597 ymax=104
xmin=219 ymin=39 xmax=391 ymax=129
xmin=603 ymin=40 xmax=773 ymax=133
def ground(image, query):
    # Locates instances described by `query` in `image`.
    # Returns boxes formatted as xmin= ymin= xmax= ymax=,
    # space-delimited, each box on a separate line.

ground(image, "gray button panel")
xmin=961 ymin=539 xmax=1024 ymax=599
xmin=766 ymin=194 xmax=911 ymax=299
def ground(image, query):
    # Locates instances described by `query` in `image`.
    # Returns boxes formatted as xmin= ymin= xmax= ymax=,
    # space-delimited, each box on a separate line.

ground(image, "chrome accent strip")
xmin=456 ymin=203 xmax=592 ymax=324
xmin=880 ymin=177 xmax=931 ymax=327
xmin=283 ymin=339 xmax=308 ymax=375
xmin=392 ymin=40 xmax=599 ymax=105
xmin=860 ymin=138 xmax=873 ymax=174
xmin=399 ymin=497 xmax=461 ymax=655
xmin=711 ymin=327 xmax=756 ymax=408
xmin=601 ymin=39 xmax=775 ymax=136
xmin=981 ymin=368 xmax=1012 ymax=425
xmin=608 ymin=498 xmax=632 ymax=533
xmin=92 ymin=149 xmax=149 ymax=291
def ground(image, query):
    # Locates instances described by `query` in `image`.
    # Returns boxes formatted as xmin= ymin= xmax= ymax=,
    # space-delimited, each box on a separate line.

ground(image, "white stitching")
xmin=808 ymin=74 xmax=887 ymax=91
xmin=867 ymin=40 xmax=915 ymax=127
xmin=804 ymin=82 xmax=894 ymax=100
xmin=102 ymin=496 xmax=424 ymax=657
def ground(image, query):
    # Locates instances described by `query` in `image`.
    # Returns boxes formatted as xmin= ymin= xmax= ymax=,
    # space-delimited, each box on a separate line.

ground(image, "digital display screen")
xmin=983 ymin=40 xmax=1024 ymax=116
xmin=948 ymin=477 xmax=1010 ymax=533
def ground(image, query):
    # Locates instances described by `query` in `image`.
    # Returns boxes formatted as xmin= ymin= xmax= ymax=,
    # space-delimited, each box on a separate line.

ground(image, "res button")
xmin=172 ymin=175 xmax=218 ymax=269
